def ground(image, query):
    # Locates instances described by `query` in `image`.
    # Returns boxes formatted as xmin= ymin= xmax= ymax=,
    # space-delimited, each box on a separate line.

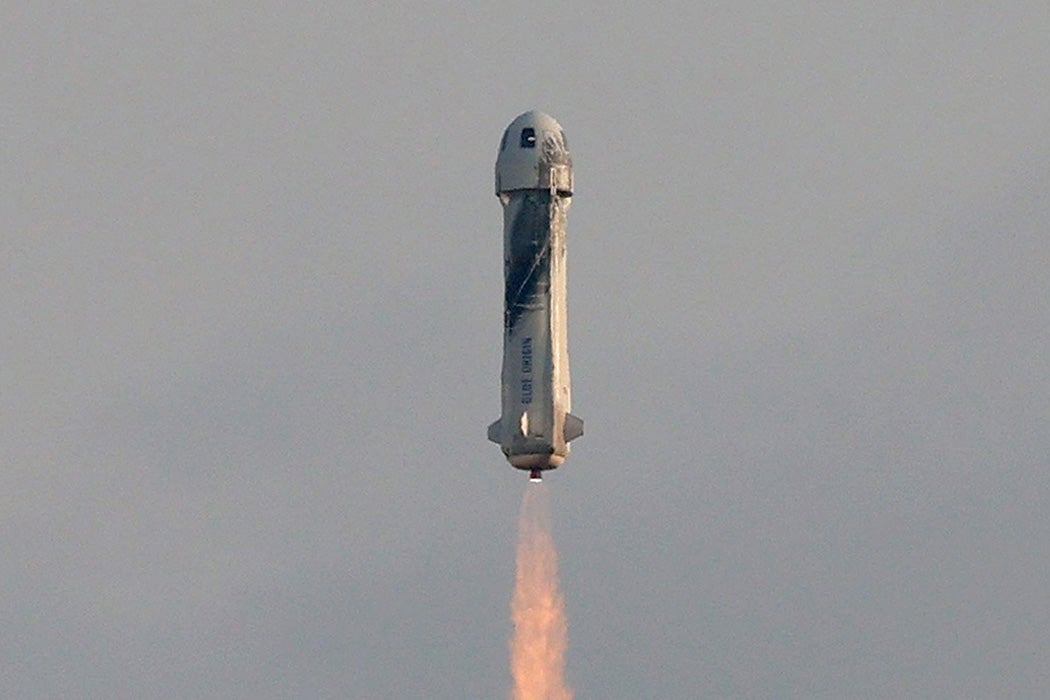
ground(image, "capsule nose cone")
xmin=507 ymin=110 xmax=563 ymax=133
xmin=495 ymin=110 xmax=573 ymax=195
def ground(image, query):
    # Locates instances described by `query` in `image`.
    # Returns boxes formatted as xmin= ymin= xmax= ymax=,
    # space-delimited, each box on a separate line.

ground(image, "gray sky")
xmin=4 ymin=2 xmax=1050 ymax=697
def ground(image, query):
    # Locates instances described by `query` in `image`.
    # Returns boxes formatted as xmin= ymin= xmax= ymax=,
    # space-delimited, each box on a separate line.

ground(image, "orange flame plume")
xmin=509 ymin=483 xmax=572 ymax=700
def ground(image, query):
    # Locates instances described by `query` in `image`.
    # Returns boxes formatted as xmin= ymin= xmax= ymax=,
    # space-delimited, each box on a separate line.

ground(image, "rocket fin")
xmin=564 ymin=413 xmax=583 ymax=442
xmin=487 ymin=419 xmax=502 ymax=444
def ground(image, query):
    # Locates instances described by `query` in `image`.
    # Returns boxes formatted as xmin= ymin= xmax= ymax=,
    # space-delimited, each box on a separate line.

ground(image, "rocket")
xmin=487 ymin=111 xmax=583 ymax=480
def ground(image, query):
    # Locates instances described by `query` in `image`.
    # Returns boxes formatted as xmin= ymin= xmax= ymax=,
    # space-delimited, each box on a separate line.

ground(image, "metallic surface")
xmin=488 ymin=111 xmax=583 ymax=474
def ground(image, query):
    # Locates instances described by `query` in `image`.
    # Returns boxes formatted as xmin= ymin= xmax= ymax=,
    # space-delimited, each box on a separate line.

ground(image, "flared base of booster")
xmin=510 ymin=452 xmax=565 ymax=470
xmin=487 ymin=413 xmax=583 ymax=477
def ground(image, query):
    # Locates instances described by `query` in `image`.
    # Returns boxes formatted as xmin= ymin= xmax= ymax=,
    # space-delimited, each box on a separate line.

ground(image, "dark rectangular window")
xmin=520 ymin=128 xmax=536 ymax=148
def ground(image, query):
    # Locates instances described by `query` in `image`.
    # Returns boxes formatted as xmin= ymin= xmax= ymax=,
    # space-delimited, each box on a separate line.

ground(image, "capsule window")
xmin=520 ymin=128 xmax=536 ymax=148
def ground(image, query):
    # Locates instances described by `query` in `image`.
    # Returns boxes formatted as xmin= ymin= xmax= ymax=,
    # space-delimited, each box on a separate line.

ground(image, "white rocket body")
xmin=488 ymin=111 xmax=583 ymax=475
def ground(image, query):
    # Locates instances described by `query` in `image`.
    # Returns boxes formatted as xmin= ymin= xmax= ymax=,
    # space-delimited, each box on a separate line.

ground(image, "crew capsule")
xmin=495 ymin=110 xmax=573 ymax=197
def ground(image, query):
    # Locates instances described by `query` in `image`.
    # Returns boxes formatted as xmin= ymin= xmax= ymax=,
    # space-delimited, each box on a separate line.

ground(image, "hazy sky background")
xmin=4 ymin=3 xmax=1050 ymax=697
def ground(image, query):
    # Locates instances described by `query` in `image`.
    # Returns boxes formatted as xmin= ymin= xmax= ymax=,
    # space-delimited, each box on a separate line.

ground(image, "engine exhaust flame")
xmin=510 ymin=483 xmax=572 ymax=700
